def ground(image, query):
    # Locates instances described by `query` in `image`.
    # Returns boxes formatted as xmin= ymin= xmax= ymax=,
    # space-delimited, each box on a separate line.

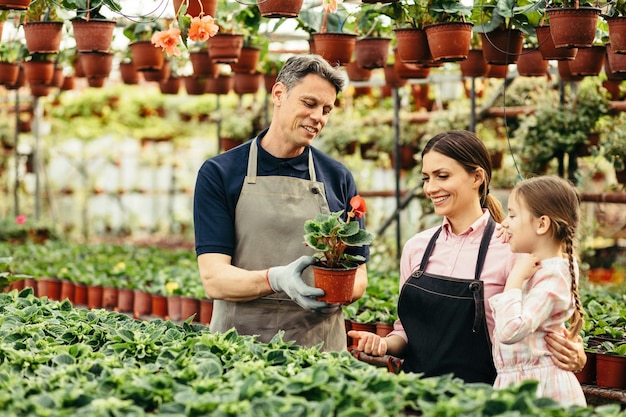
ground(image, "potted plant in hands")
xmin=303 ymin=195 xmax=374 ymax=304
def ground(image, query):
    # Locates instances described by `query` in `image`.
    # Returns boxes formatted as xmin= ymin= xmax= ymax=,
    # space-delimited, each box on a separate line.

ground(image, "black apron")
xmin=397 ymin=218 xmax=497 ymax=383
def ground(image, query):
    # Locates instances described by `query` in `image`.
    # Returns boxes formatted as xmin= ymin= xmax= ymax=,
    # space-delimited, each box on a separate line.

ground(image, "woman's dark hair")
xmin=276 ymin=54 xmax=345 ymax=94
xmin=422 ymin=130 xmax=504 ymax=223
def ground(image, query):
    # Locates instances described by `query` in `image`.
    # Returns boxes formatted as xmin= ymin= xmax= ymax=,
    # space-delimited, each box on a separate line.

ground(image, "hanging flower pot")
xmin=480 ymin=28 xmax=524 ymax=65
xmin=345 ymin=61 xmax=372 ymax=82
xmin=557 ymin=60 xmax=584 ymax=82
xmin=189 ymin=50 xmax=218 ymax=78
xmin=460 ymin=49 xmax=490 ymax=77
xmin=50 ymin=66 xmax=63 ymax=88
xmin=159 ymin=76 xmax=181 ymax=95
xmin=22 ymin=59 xmax=55 ymax=86
xmin=394 ymin=28 xmax=432 ymax=64
xmin=0 ymin=62 xmax=20 ymax=85
xmin=424 ymin=22 xmax=473 ymax=62
xmin=29 ymin=83 xmax=50 ymax=97
xmin=486 ymin=64 xmax=508 ymax=79
xmin=263 ymin=73 xmax=277 ymax=92
xmin=312 ymin=265 xmax=357 ymax=305
xmin=173 ymin=0 xmax=218 ymax=18
xmin=354 ymin=37 xmax=391 ymax=70
xmin=535 ymin=25 xmax=577 ymax=61
xmin=394 ymin=52 xmax=430 ymax=80
xmin=602 ymin=79 xmax=622 ymax=99
xmin=606 ymin=43 xmax=626 ymax=75
xmin=0 ymin=0 xmax=31 ymax=9
xmin=205 ymin=74 xmax=233 ymax=95
xmin=142 ymin=60 xmax=170 ymax=82
xmin=605 ymin=53 xmax=626 ymax=81
xmin=183 ymin=75 xmax=206 ymax=95
xmin=129 ymin=40 xmax=164 ymax=72
xmin=516 ymin=48 xmax=548 ymax=77
xmin=230 ymin=46 xmax=261 ymax=74
xmin=568 ymin=45 xmax=605 ymax=77
xmin=71 ymin=19 xmax=116 ymax=53
xmin=607 ymin=16 xmax=626 ymax=53
xmin=73 ymin=56 xmax=85 ymax=78
xmin=257 ymin=0 xmax=303 ymax=18
xmin=23 ymin=21 xmax=64 ymax=54
xmin=78 ymin=51 xmax=113 ymax=79
xmin=207 ymin=33 xmax=244 ymax=64
xmin=234 ymin=72 xmax=262 ymax=95
xmin=119 ymin=61 xmax=141 ymax=84
xmin=312 ymin=32 xmax=357 ymax=66
xmin=546 ymin=6 xmax=601 ymax=48
xmin=383 ymin=63 xmax=408 ymax=88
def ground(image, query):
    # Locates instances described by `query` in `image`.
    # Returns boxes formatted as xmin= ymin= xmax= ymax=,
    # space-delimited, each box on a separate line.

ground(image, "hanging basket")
xmin=257 ymin=0 xmax=303 ymax=18
xmin=159 ymin=77 xmax=181 ymax=95
xmin=173 ymin=0 xmax=218 ymax=18
xmin=0 ymin=62 xmax=19 ymax=85
xmin=568 ymin=45 xmax=605 ymax=77
xmin=424 ymin=22 xmax=472 ymax=62
xmin=207 ymin=34 xmax=244 ymax=64
xmin=354 ymin=37 xmax=391 ymax=70
xmin=345 ymin=61 xmax=372 ymax=82
xmin=71 ymin=19 xmax=116 ymax=53
xmin=23 ymin=60 xmax=55 ymax=86
xmin=535 ymin=25 xmax=577 ymax=61
xmin=183 ymin=75 xmax=206 ymax=95
xmin=545 ymin=7 xmax=601 ymax=48
xmin=129 ymin=41 xmax=164 ymax=72
xmin=206 ymin=74 xmax=233 ymax=95
xmin=394 ymin=27 xmax=431 ymax=64
xmin=480 ymin=28 xmax=524 ymax=65
xmin=312 ymin=32 xmax=356 ymax=66
xmin=607 ymin=16 xmax=626 ymax=53
xmin=234 ymin=72 xmax=262 ymax=95
xmin=23 ymin=21 xmax=64 ymax=54
xmin=516 ymin=48 xmax=548 ymax=77
xmin=229 ymin=46 xmax=261 ymax=74
xmin=460 ymin=49 xmax=489 ymax=77
xmin=0 ymin=0 xmax=31 ymax=10
xmin=119 ymin=61 xmax=141 ymax=84
xmin=189 ymin=50 xmax=219 ymax=78
xmin=78 ymin=51 xmax=113 ymax=79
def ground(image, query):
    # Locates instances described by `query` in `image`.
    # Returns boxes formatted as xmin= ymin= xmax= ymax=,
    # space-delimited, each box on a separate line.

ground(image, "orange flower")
xmin=323 ymin=0 xmax=343 ymax=14
xmin=348 ymin=195 xmax=367 ymax=219
xmin=188 ymin=15 xmax=219 ymax=43
xmin=151 ymin=26 xmax=182 ymax=57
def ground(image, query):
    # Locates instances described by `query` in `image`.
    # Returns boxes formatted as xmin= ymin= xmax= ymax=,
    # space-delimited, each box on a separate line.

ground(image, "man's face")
xmin=272 ymin=73 xmax=337 ymax=148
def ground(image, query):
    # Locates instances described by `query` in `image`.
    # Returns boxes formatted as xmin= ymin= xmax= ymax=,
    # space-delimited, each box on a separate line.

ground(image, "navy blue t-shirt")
xmin=193 ymin=131 xmax=370 ymax=262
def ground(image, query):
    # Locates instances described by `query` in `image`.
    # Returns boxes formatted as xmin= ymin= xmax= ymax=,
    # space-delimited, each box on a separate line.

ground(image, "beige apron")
xmin=209 ymin=138 xmax=348 ymax=352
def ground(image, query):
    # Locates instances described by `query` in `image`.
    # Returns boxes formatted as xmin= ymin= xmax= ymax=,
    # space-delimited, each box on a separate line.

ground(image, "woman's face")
xmin=421 ymin=150 xmax=483 ymax=227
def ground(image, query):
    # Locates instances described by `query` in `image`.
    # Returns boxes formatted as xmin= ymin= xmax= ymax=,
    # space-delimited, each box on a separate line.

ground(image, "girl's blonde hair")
xmin=512 ymin=175 xmax=584 ymax=338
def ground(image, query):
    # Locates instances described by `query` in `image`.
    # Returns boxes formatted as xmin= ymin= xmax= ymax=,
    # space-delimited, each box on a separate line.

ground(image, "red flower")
xmin=15 ymin=215 xmax=26 ymax=225
xmin=348 ymin=195 xmax=367 ymax=219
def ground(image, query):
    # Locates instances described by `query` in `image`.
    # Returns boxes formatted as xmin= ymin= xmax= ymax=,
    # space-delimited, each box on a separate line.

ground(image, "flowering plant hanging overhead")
xmin=151 ymin=2 xmax=219 ymax=57
xmin=303 ymin=195 xmax=374 ymax=269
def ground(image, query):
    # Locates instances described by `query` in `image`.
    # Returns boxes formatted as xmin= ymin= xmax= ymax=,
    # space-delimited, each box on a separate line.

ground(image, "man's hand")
xmin=268 ymin=256 xmax=332 ymax=311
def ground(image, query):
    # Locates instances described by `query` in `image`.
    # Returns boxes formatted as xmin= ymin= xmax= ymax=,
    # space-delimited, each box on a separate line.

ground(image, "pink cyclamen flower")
xmin=188 ymin=15 xmax=219 ymax=43
xmin=323 ymin=0 xmax=343 ymax=14
xmin=15 ymin=215 xmax=26 ymax=225
xmin=151 ymin=26 xmax=182 ymax=57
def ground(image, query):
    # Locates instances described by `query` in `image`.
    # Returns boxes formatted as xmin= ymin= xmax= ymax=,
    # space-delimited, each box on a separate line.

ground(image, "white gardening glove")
xmin=268 ymin=256 xmax=331 ymax=311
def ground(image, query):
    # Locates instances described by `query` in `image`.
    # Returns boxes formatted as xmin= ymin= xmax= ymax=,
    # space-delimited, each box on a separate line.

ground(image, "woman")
xmin=348 ymin=130 xmax=586 ymax=383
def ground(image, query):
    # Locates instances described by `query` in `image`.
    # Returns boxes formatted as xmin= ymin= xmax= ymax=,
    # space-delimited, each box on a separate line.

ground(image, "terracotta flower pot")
xmin=73 ymin=283 xmax=87 ymax=305
xmin=38 ymin=277 xmax=62 ymax=300
xmin=568 ymin=45 xmax=605 ymax=77
xmin=184 ymin=75 xmax=207 ymax=95
xmin=345 ymin=61 xmax=372 ymax=82
xmin=71 ymin=19 xmax=116 ymax=53
xmin=180 ymin=296 xmax=200 ymax=321
xmin=206 ymin=33 xmax=244 ymax=64
xmin=0 ymin=0 xmax=31 ymax=9
xmin=87 ymin=285 xmax=103 ymax=309
xmin=151 ymin=294 xmax=168 ymax=318
xmin=383 ymin=64 xmax=408 ymax=89
xmin=23 ymin=278 xmax=38 ymax=296
xmin=173 ymin=0 xmax=218 ymax=18
xmin=480 ymin=28 xmax=524 ymax=65
xmin=101 ymin=286 xmax=119 ymax=310
xmin=60 ymin=280 xmax=74 ymax=303
xmin=257 ymin=0 xmax=303 ymax=18
xmin=350 ymin=320 xmax=376 ymax=333
xmin=0 ymin=62 xmax=20 ymax=86
xmin=312 ymin=32 xmax=356 ymax=66
xmin=205 ymin=74 xmax=232 ymax=95
xmin=607 ymin=16 xmax=626 ymax=53
xmin=546 ymin=7 xmax=601 ymax=48
xmin=424 ymin=22 xmax=473 ymax=62
xmin=394 ymin=28 xmax=431 ymax=65
xmin=119 ymin=61 xmax=141 ymax=84
xmin=133 ymin=290 xmax=152 ymax=319
xmin=78 ymin=51 xmax=113 ymax=79
xmin=312 ymin=265 xmax=357 ymax=305
xmin=229 ymin=46 xmax=261 ymax=74
xmin=354 ymin=37 xmax=391 ymax=70
xmin=167 ymin=295 xmax=182 ymax=321
xmin=535 ymin=25 xmax=577 ymax=61
xmin=129 ymin=41 xmax=164 ymax=72
xmin=199 ymin=299 xmax=214 ymax=325
xmin=189 ymin=50 xmax=219 ymax=78
xmin=516 ymin=48 xmax=548 ymax=77
xmin=575 ymin=351 xmax=596 ymax=385
xmin=117 ymin=288 xmax=134 ymax=313
xmin=23 ymin=60 xmax=55 ymax=86
xmin=234 ymin=72 xmax=262 ymax=95
xmin=460 ymin=49 xmax=490 ymax=78
xmin=595 ymin=353 xmax=626 ymax=389
xmin=23 ymin=21 xmax=64 ymax=54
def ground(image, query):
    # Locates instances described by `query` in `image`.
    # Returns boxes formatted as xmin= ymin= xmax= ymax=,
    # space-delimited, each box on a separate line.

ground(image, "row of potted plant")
xmin=2 ymin=289 xmax=623 ymax=416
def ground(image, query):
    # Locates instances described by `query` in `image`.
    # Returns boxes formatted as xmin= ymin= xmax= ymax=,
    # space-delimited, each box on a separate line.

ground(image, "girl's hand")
xmin=495 ymin=224 xmax=511 ymax=243
xmin=347 ymin=330 xmax=388 ymax=357
xmin=510 ymin=254 xmax=541 ymax=281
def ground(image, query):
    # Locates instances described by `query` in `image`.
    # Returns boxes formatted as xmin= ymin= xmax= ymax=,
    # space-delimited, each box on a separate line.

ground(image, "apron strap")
xmin=417 ymin=227 xmax=442 ymax=274
xmin=246 ymin=137 xmax=316 ymax=183
xmin=471 ymin=216 xmax=496 ymax=332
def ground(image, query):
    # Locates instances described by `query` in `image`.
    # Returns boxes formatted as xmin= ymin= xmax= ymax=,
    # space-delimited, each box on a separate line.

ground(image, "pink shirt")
xmin=390 ymin=210 xmax=518 ymax=343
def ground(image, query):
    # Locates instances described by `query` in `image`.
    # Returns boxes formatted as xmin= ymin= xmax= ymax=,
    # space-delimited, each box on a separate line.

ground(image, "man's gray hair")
xmin=276 ymin=54 xmax=345 ymax=94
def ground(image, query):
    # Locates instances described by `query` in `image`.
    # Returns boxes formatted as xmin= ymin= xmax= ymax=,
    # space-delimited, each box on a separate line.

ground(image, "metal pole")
xmin=33 ymin=96 xmax=41 ymax=221
xmin=392 ymin=87 xmax=401 ymax=259
xmin=13 ymin=90 xmax=20 ymax=217
xmin=469 ymin=77 xmax=476 ymax=132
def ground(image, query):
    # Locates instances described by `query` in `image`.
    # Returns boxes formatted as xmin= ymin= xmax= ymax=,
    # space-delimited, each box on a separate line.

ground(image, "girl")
xmin=490 ymin=175 xmax=586 ymax=407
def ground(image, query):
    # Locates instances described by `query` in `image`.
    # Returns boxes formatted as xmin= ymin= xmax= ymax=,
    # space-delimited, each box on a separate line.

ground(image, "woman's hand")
xmin=347 ymin=330 xmax=388 ymax=357
xmin=545 ymin=328 xmax=587 ymax=372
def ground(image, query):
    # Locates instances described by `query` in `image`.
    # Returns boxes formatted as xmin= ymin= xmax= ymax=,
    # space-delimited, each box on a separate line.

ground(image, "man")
xmin=193 ymin=54 xmax=369 ymax=352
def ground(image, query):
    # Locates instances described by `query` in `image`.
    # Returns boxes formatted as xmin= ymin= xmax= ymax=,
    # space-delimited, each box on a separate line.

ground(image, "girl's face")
xmin=421 ymin=150 xmax=483 ymax=229
xmin=502 ymin=191 xmax=537 ymax=253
